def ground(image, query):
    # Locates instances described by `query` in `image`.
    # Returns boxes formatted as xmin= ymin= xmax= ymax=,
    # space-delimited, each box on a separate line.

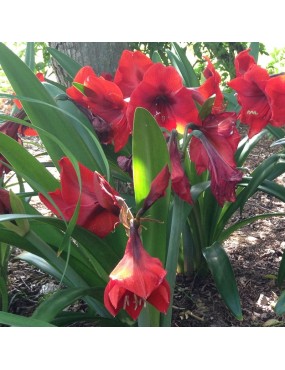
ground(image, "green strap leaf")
xmin=0 ymin=311 xmax=55 ymax=327
xmin=220 ymin=212 xmax=285 ymax=242
xmin=25 ymin=42 xmax=35 ymax=71
xmin=169 ymin=42 xmax=200 ymax=87
xmin=32 ymin=287 xmax=104 ymax=322
xmin=47 ymin=47 xmax=82 ymax=79
xmin=274 ymin=290 xmax=285 ymax=316
xmin=235 ymin=130 xmax=268 ymax=167
xmin=0 ymin=132 xmax=59 ymax=192
xmin=249 ymin=42 xmax=259 ymax=62
xmin=132 ymin=107 xmax=171 ymax=263
xmin=203 ymin=241 xmax=243 ymax=320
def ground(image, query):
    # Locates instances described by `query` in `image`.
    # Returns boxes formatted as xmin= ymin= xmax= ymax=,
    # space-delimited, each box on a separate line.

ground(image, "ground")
xmin=1 ymin=98 xmax=285 ymax=327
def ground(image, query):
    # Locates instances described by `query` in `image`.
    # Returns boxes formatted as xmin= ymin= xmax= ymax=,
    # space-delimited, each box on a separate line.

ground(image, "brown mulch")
xmin=2 ymin=94 xmax=285 ymax=326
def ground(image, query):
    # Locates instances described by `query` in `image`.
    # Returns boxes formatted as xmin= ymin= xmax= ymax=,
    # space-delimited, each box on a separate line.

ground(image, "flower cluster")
xmin=66 ymin=50 xmax=245 ymax=206
xmin=3 ymin=46 xmax=285 ymax=323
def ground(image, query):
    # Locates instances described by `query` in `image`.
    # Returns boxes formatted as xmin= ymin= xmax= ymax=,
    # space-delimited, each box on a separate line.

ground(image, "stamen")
xmin=246 ymin=110 xmax=258 ymax=115
xmin=123 ymin=295 xmax=130 ymax=309
xmin=133 ymin=294 xmax=139 ymax=310
xmin=132 ymin=294 xmax=145 ymax=310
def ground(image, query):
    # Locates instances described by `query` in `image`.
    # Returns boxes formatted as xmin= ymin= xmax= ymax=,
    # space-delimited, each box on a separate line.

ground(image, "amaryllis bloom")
xmin=104 ymin=220 xmax=170 ymax=320
xmin=0 ymin=189 xmax=11 ymax=214
xmin=228 ymin=63 xmax=272 ymax=138
xmin=191 ymin=57 xmax=225 ymax=114
xmin=140 ymin=165 xmax=170 ymax=215
xmin=39 ymin=157 xmax=121 ymax=238
xmin=127 ymin=63 xmax=199 ymax=133
xmin=114 ymin=50 xmax=153 ymax=98
xmin=67 ymin=68 xmax=131 ymax=152
xmin=189 ymin=112 xmax=243 ymax=206
xmin=168 ymin=134 xmax=193 ymax=205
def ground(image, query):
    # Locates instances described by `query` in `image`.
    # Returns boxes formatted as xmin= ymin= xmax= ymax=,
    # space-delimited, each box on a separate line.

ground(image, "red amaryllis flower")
xmin=127 ymin=63 xmax=199 ymax=133
xmin=104 ymin=220 xmax=170 ymax=320
xmin=67 ymin=70 xmax=131 ymax=152
xmin=39 ymin=157 xmax=121 ymax=238
xmin=168 ymin=134 xmax=193 ymax=205
xmin=0 ymin=189 xmax=11 ymax=214
xmin=228 ymin=63 xmax=272 ymax=138
xmin=189 ymin=112 xmax=243 ymax=206
xmin=114 ymin=50 xmax=153 ymax=98
xmin=191 ymin=57 xmax=225 ymax=114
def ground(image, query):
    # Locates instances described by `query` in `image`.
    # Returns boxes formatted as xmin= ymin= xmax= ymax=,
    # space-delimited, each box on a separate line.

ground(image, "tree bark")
xmin=48 ymin=42 xmax=129 ymax=86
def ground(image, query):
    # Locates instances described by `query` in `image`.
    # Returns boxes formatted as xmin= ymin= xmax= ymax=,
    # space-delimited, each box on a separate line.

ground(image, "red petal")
xmin=93 ymin=171 xmax=120 ymax=213
xmin=114 ymin=50 xmax=153 ymax=98
xmin=110 ymin=224 xmax=167 ymax=299
xmin=168 ymin=136 xmax=193 ymax=205
xmin=127 ymin=63 xmax=199 ymax=132
xmin=265 ymin=75 xmax=285 ymax=125
xmin=234 ymin=49 xmax=256 ymax=77
xmin=0 ymin=189 xmax=11 ymax=214
xmin=141 ymin=165 xmax=170 ymax=213
xmin=228 ymin=65 xmax=271 ymax=137
xmin=197 ymin=57 xmax=225 ymax=114
xmin=147 ymin=279 xmax=170 ymax=313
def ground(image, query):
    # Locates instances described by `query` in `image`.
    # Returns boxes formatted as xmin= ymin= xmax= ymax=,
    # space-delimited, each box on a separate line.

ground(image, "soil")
xmin=1 ymin=97 xmax=285 ymax=327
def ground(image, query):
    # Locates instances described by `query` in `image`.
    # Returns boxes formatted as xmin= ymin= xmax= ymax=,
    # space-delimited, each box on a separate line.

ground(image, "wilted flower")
xmin=189 ymin=112 xmax=242 ymax=206
xmin=168 ymin=133 xmax=193 ymax=205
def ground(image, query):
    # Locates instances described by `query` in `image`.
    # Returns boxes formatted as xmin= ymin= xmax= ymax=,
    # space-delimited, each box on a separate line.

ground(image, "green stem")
xmin=161 ymin=195 xmax=190 ymax=327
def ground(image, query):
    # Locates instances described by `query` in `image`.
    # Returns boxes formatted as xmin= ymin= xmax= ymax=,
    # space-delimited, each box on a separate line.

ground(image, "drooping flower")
xmin=104 ymin=219 xmax=170 ymax=320
xmin=127 ymin=63 xmax=199 ymax=133
xmin=168 ymin=134 xmax=193 ymax=205
xmin=114 ymin=50 xmax=153 ymax=98
xmin=189 ymin=112 xmax=242 ymax=206
xmin=39 ymin=157 xmax=121 ymax=238
xmin=140 ymin=165 xmax=170 ymax=215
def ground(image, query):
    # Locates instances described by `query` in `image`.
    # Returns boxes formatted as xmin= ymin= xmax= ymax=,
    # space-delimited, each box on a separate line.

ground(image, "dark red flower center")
xmin=154 ymin=95 xmax=174 ymax=123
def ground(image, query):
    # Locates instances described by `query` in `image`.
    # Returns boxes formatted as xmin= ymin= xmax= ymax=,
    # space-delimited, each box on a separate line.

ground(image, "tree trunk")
xmin=48 ymin=42 xmax=129 ymax=86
